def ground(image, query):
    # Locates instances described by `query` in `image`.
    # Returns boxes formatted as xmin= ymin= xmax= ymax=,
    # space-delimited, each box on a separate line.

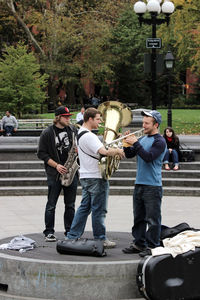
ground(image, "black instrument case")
xmin=137 ymin=247 xmax=200 ymax=300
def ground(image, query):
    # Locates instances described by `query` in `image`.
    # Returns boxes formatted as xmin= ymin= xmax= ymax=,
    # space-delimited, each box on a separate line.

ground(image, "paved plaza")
xmin=0 ymin=194 xmax=200 ymax=240
xmin=0 ymin=194 xmax=199 ymax=300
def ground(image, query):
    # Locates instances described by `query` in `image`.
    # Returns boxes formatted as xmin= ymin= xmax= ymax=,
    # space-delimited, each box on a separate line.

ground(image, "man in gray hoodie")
xmin=0 ymin=110 xmax=18 ymax=136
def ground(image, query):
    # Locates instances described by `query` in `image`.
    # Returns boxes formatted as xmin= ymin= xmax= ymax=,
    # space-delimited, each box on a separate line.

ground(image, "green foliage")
xmin=0 ymin=43 xmax=49 ymax=117
xmin=159 ymin=0 xmax=200 ymax=74
xmin=1 ymin=0 xmax=200 ymax=110
xmin=107 ymin=8 xmax=151 ymax=105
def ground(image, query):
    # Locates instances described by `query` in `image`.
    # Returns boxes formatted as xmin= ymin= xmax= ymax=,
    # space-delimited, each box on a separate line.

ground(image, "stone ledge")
xmin=0 ymin=232 xmax=141 ymax=300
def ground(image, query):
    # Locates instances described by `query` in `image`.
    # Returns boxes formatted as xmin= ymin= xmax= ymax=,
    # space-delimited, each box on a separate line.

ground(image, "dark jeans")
xmin=43 ymin=172 xmax=78 ymax=236
xmin=132 ymin=184 xmax=162 ymax=249
xmin=4 ymin=126 xmax=14 ymax=135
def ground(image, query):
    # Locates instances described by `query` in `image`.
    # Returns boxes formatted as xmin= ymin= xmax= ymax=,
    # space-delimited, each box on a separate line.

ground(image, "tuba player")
xmin=66 ymin=107 xmax=124 ymax=248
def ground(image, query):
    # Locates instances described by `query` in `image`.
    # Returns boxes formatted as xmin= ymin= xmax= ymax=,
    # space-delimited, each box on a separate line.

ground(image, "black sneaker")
xmin=44 ymin=234 xmax=57 ymax=242
xmin=122 ymin=243 xmax=145 ymax=254
xmin=139 ymin=248 xmax=152 ymax=257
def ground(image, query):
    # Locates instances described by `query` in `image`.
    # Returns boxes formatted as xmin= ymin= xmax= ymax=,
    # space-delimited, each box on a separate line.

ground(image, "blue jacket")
xmin=124 ymin=134 xmax=166 ymax=186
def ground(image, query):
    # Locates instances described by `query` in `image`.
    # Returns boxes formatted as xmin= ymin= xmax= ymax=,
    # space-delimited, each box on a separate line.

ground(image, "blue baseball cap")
xmin=141 ymin=110 xmax=162 ymax=125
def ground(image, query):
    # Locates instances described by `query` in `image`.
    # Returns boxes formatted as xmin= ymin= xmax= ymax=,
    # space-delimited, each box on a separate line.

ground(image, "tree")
xmin=0 ymin=0 xmax=131 ymax=107
xmin=158 ymin=0 xmax=200 ymax=74
xmin=106 ymin=8 xmax=152 ymax=105
xmin=0 ymin=43 xmax=49 ymax=117
xmin=156 ymin=0 xmax=200 ymax=106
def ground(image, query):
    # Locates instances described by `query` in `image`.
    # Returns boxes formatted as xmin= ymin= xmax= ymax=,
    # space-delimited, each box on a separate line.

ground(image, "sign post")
xmin=146 ymin=38 xmax=162 ymax=49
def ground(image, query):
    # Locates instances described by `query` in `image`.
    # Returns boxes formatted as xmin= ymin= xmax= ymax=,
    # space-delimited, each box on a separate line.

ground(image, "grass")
xmin=158 ymin=109 xmax=200 ymax=135
xmin=36 ymin=109 xmax=200 ymax=135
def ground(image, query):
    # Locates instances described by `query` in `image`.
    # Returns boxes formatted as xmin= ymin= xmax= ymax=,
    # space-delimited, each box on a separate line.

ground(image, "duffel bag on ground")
xmin=56 ymin=238 xmax=106 ymax=257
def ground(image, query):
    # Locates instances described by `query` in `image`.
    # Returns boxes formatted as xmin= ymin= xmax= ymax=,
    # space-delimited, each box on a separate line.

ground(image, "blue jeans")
xmin=163 ymin=149 xmax=179 ymax=165
xmin=132 ymin=184 xmax=162 ymax=248
xmin=43 ymin=172 xmax=78 ymax=236
xmin=67 ymin=178 xmax=109 ymax=240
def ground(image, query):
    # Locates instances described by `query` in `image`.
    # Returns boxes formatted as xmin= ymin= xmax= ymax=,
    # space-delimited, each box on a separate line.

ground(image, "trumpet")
xmin=106 ymin=128 xmax=144 ymax=147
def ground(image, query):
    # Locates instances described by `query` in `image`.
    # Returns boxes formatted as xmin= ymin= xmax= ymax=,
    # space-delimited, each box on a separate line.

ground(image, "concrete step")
xmin=0 ymin=185 xmax=200 ymax=196
xmin=0 ymin=159 xmax=200 ymax=170
xmin=0 ymin=176 xmax=200 ymax=188
xmin=0 ymin=169 xmax=46 ymax=177
xmin=0 ymin=177 xmax=47 ymax=186
xmin=120 ymin=161 xmax=200 ymax=170
xmin=114 ymin=169 xmax=200 ymax=178
xmin=0 ymin=154 xmax=200 ymax=196
xmin=0 ymin=152 xmax=38 ymax=161
xmin=1 ymin=168 xmax=200 ymax=179
xmin=0 ymin=161 xmax=43 ymax=169
xmin=0 ymin=136 xmax=39 ymax=144
xmin=110 ymin=177 xmax=200 ymax=187
xmin=1 ymin=159 xmax=199 ymax=170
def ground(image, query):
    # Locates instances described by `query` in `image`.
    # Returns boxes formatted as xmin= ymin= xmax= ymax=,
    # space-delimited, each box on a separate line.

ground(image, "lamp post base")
xmin=167 ymin=109 xmax=172 ymax=127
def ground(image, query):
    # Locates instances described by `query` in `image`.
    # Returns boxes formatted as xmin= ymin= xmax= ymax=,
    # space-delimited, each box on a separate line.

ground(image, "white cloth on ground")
xmin=151 ymin=230 xmax=200 ymax=258
xmin=0 ymin=235 xmax=36 ymax=253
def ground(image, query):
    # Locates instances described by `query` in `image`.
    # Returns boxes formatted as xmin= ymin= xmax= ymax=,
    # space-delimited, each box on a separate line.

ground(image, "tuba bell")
xmin=97 ymin=101 xmax=132 ymax=180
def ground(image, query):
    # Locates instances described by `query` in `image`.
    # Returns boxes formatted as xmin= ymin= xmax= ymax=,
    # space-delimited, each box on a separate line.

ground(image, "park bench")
xmin=17 ymin=119 xmax=53 ymax=129
xmin=0 ymin=118 xmax=77 ymax=136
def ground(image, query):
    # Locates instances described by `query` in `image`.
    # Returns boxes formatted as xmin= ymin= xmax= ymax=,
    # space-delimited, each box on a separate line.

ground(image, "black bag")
xmin=161 ymin=222 xmax=192 ymax=240
xmin=179 ymin=143 xmax=195 ymax=162
xmin=137 ymin=247 xmax=200 ymax=300
xmin=56 ymin=238 xmax=106 ymax=257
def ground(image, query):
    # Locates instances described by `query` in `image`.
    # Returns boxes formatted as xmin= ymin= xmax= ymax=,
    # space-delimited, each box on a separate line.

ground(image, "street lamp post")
xmin=134 ymin=0 xmax=175 ymax=110
xmin=165 ymin=50 xmax=175 ymax=127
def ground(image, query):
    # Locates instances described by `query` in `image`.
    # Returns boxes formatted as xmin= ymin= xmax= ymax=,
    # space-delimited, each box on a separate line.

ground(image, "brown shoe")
xmin=122 ymin=243 xmax=145 ymax=254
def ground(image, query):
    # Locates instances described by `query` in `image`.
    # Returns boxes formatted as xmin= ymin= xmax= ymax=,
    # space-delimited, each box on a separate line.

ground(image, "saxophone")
xmin=60 ymin=131 xmax=79 ymax=187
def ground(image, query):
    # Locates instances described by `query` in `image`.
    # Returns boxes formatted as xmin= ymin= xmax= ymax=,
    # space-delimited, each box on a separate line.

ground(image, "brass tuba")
xmin=97 ymin=101 xmax=132 ymax=179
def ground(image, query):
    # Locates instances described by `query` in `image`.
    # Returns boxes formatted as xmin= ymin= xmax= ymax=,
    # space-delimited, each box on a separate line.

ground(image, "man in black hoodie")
xmin=37 ymin=106 xmax=78 ymax=242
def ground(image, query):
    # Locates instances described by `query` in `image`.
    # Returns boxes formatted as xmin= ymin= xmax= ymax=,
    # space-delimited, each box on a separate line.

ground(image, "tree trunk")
xmin=48 ymin=78 xmax=58 ymax=111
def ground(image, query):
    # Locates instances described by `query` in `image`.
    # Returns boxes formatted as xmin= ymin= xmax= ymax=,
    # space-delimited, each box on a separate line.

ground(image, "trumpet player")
xmin=66 ymin=107 xmax=124 ymax=248
xmin=122 ymin=110 xmax=166 ymax=257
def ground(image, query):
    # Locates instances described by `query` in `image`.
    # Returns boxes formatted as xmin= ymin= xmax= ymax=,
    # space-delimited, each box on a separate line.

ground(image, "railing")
xmin=17 ymin=119 xmax=77 ymax=129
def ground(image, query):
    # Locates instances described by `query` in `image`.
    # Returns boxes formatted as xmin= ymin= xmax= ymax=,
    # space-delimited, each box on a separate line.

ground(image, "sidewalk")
xmin=0 ymin=195 xmax=200 ymax=240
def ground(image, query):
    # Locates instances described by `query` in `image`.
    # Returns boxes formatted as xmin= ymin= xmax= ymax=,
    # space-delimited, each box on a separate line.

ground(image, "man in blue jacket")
xmin=122 ymin=110 xmax=166 ymax=257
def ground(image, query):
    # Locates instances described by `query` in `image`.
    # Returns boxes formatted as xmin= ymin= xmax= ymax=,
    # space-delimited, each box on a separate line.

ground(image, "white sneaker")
xmin=103 ymin=239 xmax=116 ymax=249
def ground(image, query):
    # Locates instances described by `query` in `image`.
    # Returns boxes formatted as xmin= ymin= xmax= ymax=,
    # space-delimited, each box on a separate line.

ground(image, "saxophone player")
xmin=66 ymin=107 xmax=124 ymax=248
xmin=37 ymin=106 xmax=78 ymax=242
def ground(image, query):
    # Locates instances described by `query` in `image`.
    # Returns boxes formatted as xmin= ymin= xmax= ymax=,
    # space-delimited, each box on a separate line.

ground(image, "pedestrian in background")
xmin=163 ymin=127 xmax=180 ymax=171
xmin=76 ymin=107 xmax=85 ymax=125
xmin=0 ymin=110 xmax=18 ymax=136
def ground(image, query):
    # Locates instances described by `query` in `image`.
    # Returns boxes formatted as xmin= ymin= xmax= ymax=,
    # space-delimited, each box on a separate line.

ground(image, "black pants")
xmin=44 ymin=172 xmax=78 ymax=236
